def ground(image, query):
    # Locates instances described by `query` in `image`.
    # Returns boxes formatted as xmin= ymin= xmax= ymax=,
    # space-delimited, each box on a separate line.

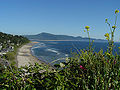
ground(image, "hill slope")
xmin=24 ymin=32 xmax=106 ymax=42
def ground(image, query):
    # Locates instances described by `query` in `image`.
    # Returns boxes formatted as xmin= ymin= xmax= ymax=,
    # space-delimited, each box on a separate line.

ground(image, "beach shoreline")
xmin=17 ymin=42 xmax=44 ymax=68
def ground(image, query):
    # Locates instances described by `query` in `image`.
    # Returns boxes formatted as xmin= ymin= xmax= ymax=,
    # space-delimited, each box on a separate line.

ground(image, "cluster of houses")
xmin=0 ymin=32 xmax=29 ymax=57
xmin=0 ymin=42 xmax=14 ymax=56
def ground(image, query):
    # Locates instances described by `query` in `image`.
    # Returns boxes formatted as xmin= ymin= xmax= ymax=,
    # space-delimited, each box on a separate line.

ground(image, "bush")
xmin=5 ymin=52 xmax=15 ymax=61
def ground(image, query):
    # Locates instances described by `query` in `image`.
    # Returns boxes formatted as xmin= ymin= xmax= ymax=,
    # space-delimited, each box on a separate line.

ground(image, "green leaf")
xmin=4 ymin=84 xmax=9 ymax=87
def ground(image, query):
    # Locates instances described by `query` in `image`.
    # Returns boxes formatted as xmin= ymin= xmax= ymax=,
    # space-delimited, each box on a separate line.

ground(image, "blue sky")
xmin=0 ymin=0 xmax=120 ymax=41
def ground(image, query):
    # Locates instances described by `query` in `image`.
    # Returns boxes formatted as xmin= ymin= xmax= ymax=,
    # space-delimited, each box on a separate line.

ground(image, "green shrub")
xmin=5 ymin=52 xmax=15 ymax=61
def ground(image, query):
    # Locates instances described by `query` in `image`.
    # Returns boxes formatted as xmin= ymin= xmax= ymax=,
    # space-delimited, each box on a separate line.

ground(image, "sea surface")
xmin=31 ymin=41 xmax=120 ymax=65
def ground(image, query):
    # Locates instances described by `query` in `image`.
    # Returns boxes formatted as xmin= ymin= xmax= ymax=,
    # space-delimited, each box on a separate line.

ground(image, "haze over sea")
xmin=31 ymin=41 xmax=120 ymax=65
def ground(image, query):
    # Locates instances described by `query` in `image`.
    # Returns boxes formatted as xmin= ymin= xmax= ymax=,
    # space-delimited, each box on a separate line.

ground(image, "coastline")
xmin=17 ymin=42 xmax=47 ymax=68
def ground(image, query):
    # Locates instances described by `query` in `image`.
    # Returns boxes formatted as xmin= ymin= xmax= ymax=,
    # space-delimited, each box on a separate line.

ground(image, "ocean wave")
xmin=32 ymin=43 xmax=46 ymax=49
xmin=46 ymin=48 xmax=60 ymax=55
xmin=65 ymin=54 xmax=68 ymax=57
xmin=56 ymin=57 xmax=66 ymax=60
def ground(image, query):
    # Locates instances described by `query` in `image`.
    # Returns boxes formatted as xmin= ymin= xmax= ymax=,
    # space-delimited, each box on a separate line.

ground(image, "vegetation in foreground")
xmin=0 ymin=9 xmax=120 ymax=89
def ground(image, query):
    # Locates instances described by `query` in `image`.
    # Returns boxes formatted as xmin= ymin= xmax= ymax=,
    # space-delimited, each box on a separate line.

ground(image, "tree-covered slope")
xmin=0 ymin=32 xmax=29 ymax=45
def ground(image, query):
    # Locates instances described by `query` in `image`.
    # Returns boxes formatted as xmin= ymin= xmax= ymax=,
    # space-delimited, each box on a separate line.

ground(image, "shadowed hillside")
xmin=24 ymin=32 xmax=106 ymax=42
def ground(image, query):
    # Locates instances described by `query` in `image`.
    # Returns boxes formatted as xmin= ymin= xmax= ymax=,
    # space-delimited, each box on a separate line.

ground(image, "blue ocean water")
xmin=31 ymin=41 xmax=120 ymax=65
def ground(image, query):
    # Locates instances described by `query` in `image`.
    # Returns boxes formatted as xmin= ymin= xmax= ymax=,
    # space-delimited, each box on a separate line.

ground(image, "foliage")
xmin=5 ymin=52 xmax=15 ymax=61
xmin=0 ymin=32 xmax=29 ymax=46
xmin=0 ymin=9 xmax=120 ymax=89
xmin=0 ymin=32 xmax=30 ymax=65
xmin=0 ymin=49 xmax=120 ymax=89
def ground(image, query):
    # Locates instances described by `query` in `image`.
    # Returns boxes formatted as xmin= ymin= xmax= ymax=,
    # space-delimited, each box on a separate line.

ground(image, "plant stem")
xmin=87 ymin=30 xmax=91 ymax=50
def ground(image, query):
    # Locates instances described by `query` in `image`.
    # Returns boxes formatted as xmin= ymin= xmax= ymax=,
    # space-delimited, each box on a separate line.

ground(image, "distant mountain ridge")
xmin=24 ymin=32 xmax=106 ymax=42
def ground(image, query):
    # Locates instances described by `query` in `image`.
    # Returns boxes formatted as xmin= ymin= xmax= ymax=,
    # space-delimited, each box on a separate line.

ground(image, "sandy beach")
xmin=17 ymin=42 xmax=42 ymax=68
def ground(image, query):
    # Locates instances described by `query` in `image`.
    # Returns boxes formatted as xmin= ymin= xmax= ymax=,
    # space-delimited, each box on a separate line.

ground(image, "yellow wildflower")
xmin=85 ymin=26 xmax=90 ymax=31
xmin=112 ymin=25 xmax=116 ymax=29
xmin=104 ymin=33 xmax=109 ymax=40
xmin=118 ymin=47 xmax=120 ymax=49
xmin=115 ymin=9 xmax=119 ymax=14
xmin=105 ymin=18 xmax=108 ymax=23
xmin=106 ymin=53 xmax=110 ymax=56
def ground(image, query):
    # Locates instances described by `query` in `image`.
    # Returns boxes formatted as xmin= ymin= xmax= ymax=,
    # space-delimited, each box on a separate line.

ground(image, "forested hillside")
xmin=0 ymin=32 xmax=29 ymax=65
xmin=0 ymin=32 xmax=29 ymax=46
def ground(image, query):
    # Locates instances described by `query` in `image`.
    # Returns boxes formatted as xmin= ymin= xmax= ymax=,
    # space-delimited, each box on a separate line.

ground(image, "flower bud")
xmin=85 ymin=26 xmax=90 ymax=31
xmin=115 ymin=9 xmax=119 ymax=14
xmin=112 ymin=25 xmax=116 ymax=29
xmin=105 ymin=18 xmax=108 ymax=23
xmin=104 ymin=33 xmax=109 ymax=40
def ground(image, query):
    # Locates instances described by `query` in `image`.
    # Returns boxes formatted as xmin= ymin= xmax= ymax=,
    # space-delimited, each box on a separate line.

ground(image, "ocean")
xmin=31 ymin=41 xmax=120 ymax=65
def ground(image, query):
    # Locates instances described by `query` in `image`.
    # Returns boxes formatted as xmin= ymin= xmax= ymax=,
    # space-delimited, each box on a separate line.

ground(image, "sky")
xmin=0 ymin=0 xmax=120 ymax=41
